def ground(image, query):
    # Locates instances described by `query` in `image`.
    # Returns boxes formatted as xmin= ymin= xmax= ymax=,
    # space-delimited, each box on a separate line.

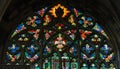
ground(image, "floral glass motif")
xmin=25 ymin=44 xmax=40 ymax=62
xmin=43 ymin=45 xmax=51 ymax=56
xmin=43 ymin=15 xmax=52 ymax=26
xmin=66 ymin=29 xmax=76 ymax=40
xmin=81 ymin=52 xmax=96 ymax=62
xmin=44 ymin=29 xmax=55 ymax=40
xmin=68 ymin=15 xmax=76 ymax=26
xmin=55 ymin=23 xmax=65 ymax=30
xmin=37 ymin=7 xmax=47 ymax=17
xmin=90 ymin=34 xmax=102 ymax=44
xmin=26 ymin=16 xmax=41 ymax=27
xmin=18 ymin=34 xmax=29 ymax=42
xmin=4 ymin=4 xmax=116 ymax=69
xmin=28 ymin=29 xmax=40 ymax=40
xmin=78 ymin=16 xmax=95 ymax=29
xmin=6 ymin=43 xmax=21 ymax=63
xmin=54 ymin=34 xmax=66 ymax=51
xmin=69 ymin=47 xmax=77 ymax=56
xmin=80 ymin=29 xmax=92 ymax=40
xmin=8 ymin=44 xmax=20 ymax=53
xmin=82 ymin=44 xmax=94 ymax=54
xmin=11 ymin=23 xmax=26 ymax=38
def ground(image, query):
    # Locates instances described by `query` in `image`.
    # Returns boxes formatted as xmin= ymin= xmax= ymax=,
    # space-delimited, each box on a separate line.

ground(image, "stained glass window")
xmin=4 ymin=4 xmax=116 ymax=69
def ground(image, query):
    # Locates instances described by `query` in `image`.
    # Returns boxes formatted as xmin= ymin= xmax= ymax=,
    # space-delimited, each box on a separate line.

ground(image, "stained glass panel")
xmin=4 ymin=4 xmax=116 ymax=69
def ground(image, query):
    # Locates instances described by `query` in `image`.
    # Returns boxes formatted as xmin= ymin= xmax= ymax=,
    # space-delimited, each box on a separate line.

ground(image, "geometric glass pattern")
xmin=4 ymin=4 xmax=116 ymax=69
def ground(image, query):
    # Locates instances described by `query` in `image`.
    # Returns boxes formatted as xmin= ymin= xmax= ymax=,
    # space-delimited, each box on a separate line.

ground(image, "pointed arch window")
xmin=4 ymin=4 xmax=116 ymax=69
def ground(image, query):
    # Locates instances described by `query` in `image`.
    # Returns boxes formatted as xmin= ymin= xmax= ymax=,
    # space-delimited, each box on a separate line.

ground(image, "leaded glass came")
xmin=4 ymin=4 xmax=116 ymax=69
